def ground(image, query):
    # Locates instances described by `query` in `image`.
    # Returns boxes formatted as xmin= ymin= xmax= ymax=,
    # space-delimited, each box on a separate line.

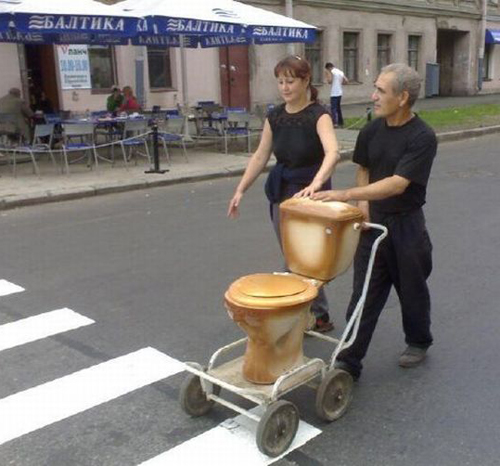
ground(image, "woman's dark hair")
xmin=274 ymin=55 xmax=318 ymax=102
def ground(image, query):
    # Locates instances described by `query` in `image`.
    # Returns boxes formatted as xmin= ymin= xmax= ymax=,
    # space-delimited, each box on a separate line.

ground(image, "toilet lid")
xmin=237 ymin=274 xmax=307 ymax=298
xmin=225 ymin=273 xmax=318 ymax=311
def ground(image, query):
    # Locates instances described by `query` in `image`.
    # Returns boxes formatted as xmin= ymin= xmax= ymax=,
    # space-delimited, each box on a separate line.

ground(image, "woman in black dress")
xmin=227 ymin=56 xmax=340 ymax=332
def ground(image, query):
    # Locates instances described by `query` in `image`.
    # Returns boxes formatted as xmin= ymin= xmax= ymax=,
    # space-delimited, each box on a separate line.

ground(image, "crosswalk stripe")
xmin=138 ymin=406 xmax=322 ymax=466
xmin=0 ymin=308 xmax=95 ymax=353
xmin=0 ymin=347 xmax=185 ymax=446
xmin=0 ymin=280 xmax=25 ymax=297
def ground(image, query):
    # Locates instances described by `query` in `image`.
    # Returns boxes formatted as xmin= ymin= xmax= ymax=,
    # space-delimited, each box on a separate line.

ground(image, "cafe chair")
xmin=43 ymin=113 xmax=62 ymax=124
xmin=158 ymin=115 xmax=188 ymax=164
xmin=197 ymin=100 xmax=216 ymax=108
xmin=11 ymin=123 xmax=57 ymax=177
xmin=119 ymin=119 xmax=151 ymax=167
xmin=61 ymin=122 xmax=99 ymax=174
xmin=223 ymin=109 xmax=251 ymax=154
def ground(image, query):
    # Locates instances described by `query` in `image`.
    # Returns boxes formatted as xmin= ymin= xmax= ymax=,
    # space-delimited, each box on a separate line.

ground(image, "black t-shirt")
xmin=267 ymin=102 xmax=328 ymax=169
xmin=353 ymin=115 xmax=437 ymax=214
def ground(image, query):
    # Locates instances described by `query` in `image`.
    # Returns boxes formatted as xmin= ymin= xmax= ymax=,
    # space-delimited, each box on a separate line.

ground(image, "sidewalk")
xmin=1 ymin=94 xmax=499 ymax=211
xmin=0 ymin=127 xmax=363 ymax=211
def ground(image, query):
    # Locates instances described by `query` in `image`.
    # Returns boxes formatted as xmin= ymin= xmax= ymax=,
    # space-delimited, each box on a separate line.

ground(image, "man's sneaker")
xmin=313 ymin=315 xmax=334 ymax=333
xmin=398 ymin=346 xmax=428 ymax=368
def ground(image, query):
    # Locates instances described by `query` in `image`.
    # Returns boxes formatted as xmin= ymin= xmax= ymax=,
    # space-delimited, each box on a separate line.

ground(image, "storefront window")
xmin=88 ymin=45 xmax=116 ymax=90
xmin=305 ymin=30 xmax=323 ymax=85
xmin=147 ymin=47 xmax=173 ymax=89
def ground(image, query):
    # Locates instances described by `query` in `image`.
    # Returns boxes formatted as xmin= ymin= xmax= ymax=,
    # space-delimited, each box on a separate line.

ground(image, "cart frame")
xmin=181 ymin=222 xmax=388 ymax=456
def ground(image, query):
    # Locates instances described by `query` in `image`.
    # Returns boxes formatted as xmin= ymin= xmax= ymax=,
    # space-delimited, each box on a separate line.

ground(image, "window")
xmin=305 ymin=30 xmax=323 ymax=84
xmin=408 ymin=35 xmax=420 ymax=71
xmin=88 ymin=45 xmax=116 ymax=90
xmin=147 ymin=47 xmax=173 ymax=89
xmin=377 ymin=34 xmax=392 ymax=72
xmin=343 ymin=32 xmax=359 ymax=82
xmin=483 ymin=43 xmax=492 ymax=80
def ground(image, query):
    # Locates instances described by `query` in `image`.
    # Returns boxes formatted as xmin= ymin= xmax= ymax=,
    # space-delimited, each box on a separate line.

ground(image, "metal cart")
xmin=179 ymin=223 xmax=388 ymax=457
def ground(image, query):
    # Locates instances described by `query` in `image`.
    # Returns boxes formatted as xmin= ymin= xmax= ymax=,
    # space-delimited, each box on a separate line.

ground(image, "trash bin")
xmin=425 ymin=63 xmax=440 ymax=97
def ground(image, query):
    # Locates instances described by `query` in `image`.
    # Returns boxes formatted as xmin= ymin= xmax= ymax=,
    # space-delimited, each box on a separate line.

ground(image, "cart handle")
xmin=330 ymin=222 xmax=388 ymax=369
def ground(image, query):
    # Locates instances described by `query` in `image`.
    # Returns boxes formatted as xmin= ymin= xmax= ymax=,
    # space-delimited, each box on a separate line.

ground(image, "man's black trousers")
xmin=338 ymin=208 xmax=433 ymax=377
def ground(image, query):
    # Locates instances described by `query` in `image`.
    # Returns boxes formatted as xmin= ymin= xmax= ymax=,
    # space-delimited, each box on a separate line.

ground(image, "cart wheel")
xmin=179 ymin=372 xmax=221 ymax=417
xmin=256 ymin=400 xmax=299 ymax=457
xmin=315 ymin=368 xmax=354 ymax=422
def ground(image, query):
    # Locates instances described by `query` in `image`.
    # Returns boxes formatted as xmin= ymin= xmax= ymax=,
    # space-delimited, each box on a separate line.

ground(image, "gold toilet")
xmin=225 ymin=198 xmax=364 ymax=384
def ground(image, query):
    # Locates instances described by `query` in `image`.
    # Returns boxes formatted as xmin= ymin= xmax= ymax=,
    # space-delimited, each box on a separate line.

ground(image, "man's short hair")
xmin=380 ymin=63 xmax=422 ymax=107
xmin=325 ymin=62 xmax=334 ymax=69
xmin=9 ymin=88 xmax=21 ymax=98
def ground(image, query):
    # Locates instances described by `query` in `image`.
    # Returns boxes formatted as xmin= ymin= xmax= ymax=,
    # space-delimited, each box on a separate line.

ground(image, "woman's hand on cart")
xmin=293 ymin=179 xmax=323 ymax=198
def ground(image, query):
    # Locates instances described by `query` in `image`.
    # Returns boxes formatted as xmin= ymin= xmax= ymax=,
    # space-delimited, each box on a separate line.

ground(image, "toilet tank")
xmin=280 ymin=198 xmax=365 ymax=282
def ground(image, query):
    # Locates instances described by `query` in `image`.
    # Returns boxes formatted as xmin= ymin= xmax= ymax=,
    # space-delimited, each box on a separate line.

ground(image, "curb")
xmin=1 ymin=125 xmax=498 ymax=211
xmin=436 ymin=124 xmax=500 ymax=143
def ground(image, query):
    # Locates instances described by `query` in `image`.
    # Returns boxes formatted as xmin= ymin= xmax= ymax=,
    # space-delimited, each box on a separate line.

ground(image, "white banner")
xmin=57 ymin=44 xmax=92 ymax=90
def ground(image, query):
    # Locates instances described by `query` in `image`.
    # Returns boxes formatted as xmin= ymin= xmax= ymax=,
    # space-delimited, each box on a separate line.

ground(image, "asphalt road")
xmin=0 ymin=133 xmax=499 ymax=466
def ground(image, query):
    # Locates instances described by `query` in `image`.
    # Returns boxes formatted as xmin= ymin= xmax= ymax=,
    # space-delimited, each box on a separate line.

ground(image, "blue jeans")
xmin=330 ymin=96 xmax=344 ymax=126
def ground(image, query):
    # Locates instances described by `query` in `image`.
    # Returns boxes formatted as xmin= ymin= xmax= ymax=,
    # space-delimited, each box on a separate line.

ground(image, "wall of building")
xmin=0 ymin=44 xmax=23 ymax=98
xmin=482 ymin=43 xmax=500 ymax=92
xmin=481 ymin=18 xmax=500 ymax=94
xmin=170 ymin=47 xmax=220 ymax=108
xmin=56 ymin=44 xmax=220 ymax=112
xmin=249 ymin=3 xmax=439 ymax=106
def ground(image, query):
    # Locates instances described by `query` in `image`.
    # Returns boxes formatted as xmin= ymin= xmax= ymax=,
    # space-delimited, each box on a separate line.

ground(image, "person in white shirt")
xmin=324 ymin=62 xmax=348 ymax=127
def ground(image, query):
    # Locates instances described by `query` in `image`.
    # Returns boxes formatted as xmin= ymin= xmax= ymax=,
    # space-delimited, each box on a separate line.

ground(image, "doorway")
xmin=219 ymin=45 xmax=250 ymax=109
xmin=24 ymin=44 xmax=60 ymax=112
xmin=436 ymin=29 xmax=470 ymax=96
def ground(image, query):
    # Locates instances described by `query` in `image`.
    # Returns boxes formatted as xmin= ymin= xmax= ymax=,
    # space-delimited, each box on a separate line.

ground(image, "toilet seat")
xmin=224 ymin=273 xmax=318 ymax=314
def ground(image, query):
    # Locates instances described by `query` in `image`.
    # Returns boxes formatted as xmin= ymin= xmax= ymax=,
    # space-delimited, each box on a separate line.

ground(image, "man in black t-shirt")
xmin=312 ymin=63 xmax=437 ymax=380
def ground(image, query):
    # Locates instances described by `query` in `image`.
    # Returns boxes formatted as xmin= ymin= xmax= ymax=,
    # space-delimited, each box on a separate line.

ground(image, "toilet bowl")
xmin=225 ymin=273 xmax=318 ymax=384
xmin=225 ymin=199 xmax=364 ymax=384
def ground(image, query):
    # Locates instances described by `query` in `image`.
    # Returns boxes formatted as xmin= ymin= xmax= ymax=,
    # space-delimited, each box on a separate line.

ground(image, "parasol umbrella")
xmin=119 ymin=0 xmax=316 ymax=46
xmin=116 ymin=0 xmax=316 ymax=131
xmin=0 ymin=0 xmax=139 ymax=45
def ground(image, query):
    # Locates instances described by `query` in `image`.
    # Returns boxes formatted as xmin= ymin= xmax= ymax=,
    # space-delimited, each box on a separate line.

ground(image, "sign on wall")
xmin=57 ymin=44 xmax=91 ymax=90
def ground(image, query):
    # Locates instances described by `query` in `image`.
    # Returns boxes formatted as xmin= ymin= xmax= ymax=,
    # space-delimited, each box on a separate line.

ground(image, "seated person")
xmin=106 ymin=86 xmax=124 ymax=113
xmin=38 ymin=92 xmax=54 ymax=114
xmin=31 ymin=92 xmax=54 ymax=127
xmin=119 ymin=86 xmax=141 ymax=113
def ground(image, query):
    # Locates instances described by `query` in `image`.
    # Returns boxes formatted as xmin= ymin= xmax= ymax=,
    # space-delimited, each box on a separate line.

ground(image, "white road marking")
xmin=0 ymin=280 xmax=25 ymax=297
xmin=0 ymin=308 xmax=95 ymax=352
xmin=139 ymin=406 xmax=322 ymax=466
xmin=0 ymin=347 xmax=185 ymax=446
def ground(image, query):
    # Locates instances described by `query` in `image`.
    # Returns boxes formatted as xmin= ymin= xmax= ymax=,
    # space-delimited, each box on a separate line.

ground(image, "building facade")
xmin=1 ymin=0 xmax=499 ymax=113
xmin=251 ymin=0 xmax=500 ymax=106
